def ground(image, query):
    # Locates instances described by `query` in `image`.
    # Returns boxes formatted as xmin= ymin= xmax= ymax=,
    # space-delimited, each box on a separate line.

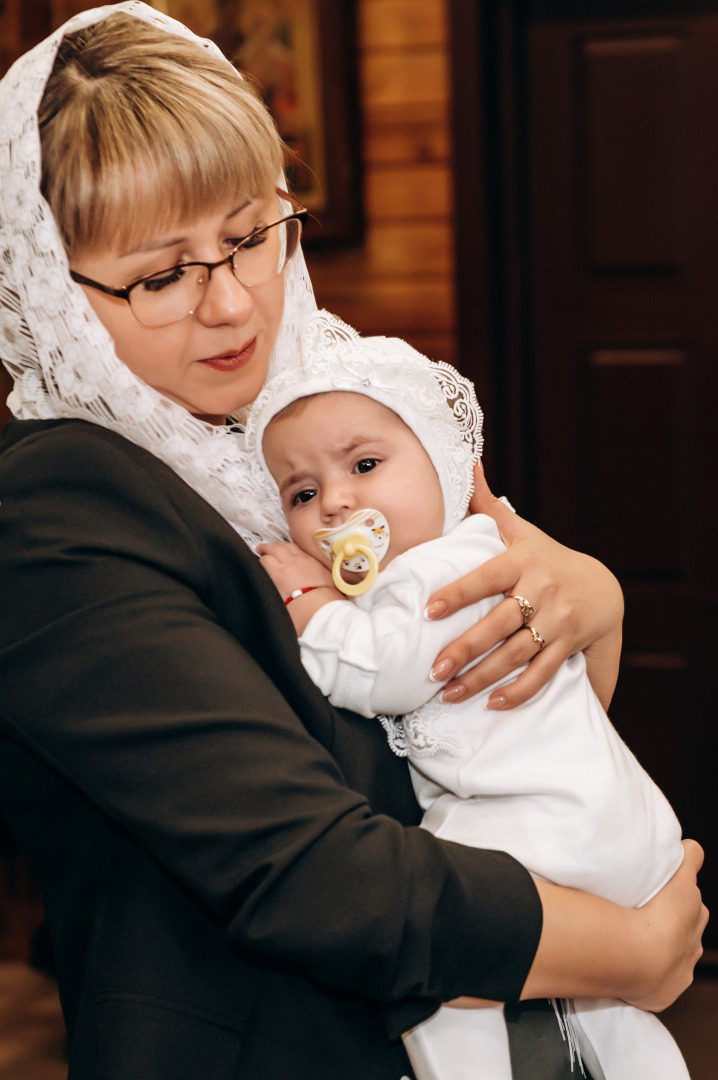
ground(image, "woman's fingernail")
xmin=430 ymin=658 xmax=455 ymax=683
xmin=424 ymin=600 xmax=447 ymax=620
xmin=442 ymin=683 xmax=466 ymax=704
xmin=486 ymin=693 xmax=507 ymax=710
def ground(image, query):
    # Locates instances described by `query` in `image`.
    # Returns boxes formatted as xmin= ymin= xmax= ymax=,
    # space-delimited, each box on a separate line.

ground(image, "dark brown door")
xmin=451 ymin=0 xmax=718 ymax=943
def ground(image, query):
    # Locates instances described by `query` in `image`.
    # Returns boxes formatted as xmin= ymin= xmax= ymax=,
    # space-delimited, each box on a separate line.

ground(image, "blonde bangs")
xmin=40 ymin=14 xmax=285 ymax=255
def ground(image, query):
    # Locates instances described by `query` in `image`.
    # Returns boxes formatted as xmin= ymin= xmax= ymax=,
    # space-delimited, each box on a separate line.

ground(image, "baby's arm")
xmin=263 ymin=521 xmax=506 ymax=718
xmin=257 ymin=542 xmax=343 ymax=633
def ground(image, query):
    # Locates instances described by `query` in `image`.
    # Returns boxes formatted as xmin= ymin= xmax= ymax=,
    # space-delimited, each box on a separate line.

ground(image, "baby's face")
xmin=263 ymin=391 xmax=445 ymax=570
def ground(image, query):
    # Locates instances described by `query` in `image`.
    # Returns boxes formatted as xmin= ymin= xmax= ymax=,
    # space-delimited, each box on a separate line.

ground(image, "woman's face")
xmin=70 ymin=194 xmax=285 ymax=423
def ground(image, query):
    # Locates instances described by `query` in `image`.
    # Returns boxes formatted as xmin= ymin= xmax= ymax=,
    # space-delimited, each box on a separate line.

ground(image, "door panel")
xmin=528 ymin=11 xmax=718 ymax=939
xmin=450 ymin=0 xmax=717 ymax=944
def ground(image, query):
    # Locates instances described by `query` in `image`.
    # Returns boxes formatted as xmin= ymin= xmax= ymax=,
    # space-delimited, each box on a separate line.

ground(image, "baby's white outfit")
xmin=245 ymin=316 xmax=690 ymax=1079
xmin=299 ymin=513 xmax=689 ymax=1080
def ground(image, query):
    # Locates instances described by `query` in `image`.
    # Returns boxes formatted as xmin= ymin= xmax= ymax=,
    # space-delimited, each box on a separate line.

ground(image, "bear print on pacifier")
xmin=314 ymin=509 xmax=390 ymax=597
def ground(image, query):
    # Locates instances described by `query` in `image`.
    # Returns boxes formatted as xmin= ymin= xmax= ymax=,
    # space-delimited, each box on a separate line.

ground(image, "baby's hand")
xmin=257 ymin=541 xmax=334 ymax=599
xmin=258 ymin=542 xmax=341 ymax=634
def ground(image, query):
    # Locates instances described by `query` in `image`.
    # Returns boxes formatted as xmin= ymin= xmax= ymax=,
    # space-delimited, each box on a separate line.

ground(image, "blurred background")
xmin=0 ymin=1 xmax=716 ymax=1076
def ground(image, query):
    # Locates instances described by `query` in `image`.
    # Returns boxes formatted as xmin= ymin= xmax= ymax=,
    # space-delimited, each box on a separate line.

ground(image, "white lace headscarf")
xmin=244 ymin=310 xmax=484 ymax=540
xmin=0 ymin=1 xmax=316 ymax=547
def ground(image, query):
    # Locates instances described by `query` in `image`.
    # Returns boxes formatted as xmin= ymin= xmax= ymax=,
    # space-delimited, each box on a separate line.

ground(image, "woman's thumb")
xmin=469 ymin=462 xmax=519 ymax=542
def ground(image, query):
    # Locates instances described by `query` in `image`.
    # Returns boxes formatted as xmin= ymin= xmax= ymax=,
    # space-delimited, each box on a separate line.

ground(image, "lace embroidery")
xmin=0 ymin=3 xmax=483 ymax=560
xmin=0 ymin=2 xmax=317 ymax=551
xmin=377 ymin=715 xmax=408 ymax=758
xmin=401 ymin=695 xmax=467 ymax=759
xmin=378 ymin=696 xmax=467 ymax=761
xmin=244 ymin=310 xmax=484 ymax=544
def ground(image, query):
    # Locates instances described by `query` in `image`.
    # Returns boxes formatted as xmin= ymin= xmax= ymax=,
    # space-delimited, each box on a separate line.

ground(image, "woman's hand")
xmin=427 ymin=464 xmax=624 ymax=710
xmin=623 ymin=840 xmax=709 ymax=1012
xmin=524 ymin=840 xmax=708 ymax=1010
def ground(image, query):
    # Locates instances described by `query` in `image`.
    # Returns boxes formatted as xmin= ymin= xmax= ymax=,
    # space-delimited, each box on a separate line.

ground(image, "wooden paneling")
xmin=363 ymin=113 xmax=450 ymax=165
xmin=307 ymin=0 xmax=456 ymax=363
xmin=527 ymin=10 xmax=718 ymax=940
xmin=361 ymin=52 xmax=449 ymax=114
xmin=582 ymin=34 xmax=683 ymax=271
xmin=585 ymin=348 xmax=687 ymax=575
xmin=358 ymin=0 xmax=448 ymax=49
xmin=364 ymin=163 xmax=452 ymax=219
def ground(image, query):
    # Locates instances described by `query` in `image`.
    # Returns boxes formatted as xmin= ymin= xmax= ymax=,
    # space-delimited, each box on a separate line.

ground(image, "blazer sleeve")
xmin=0 ymin=422 xmax=542 ymax=1018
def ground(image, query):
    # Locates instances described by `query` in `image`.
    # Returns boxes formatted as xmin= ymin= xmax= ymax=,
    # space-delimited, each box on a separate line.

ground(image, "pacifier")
xmin=314 ymin=509 xmax=391 ymax=597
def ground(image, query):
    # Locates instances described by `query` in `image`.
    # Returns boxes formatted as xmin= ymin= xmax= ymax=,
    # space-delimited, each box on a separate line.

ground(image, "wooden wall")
xmin=307 ymin=0 xmax=456 ymax=366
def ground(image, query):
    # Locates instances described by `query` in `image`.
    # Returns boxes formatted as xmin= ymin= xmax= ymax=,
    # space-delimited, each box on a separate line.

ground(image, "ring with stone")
xmin=521 ymin=624 xmax=546 ymax=650
xmin=511 ymin=594 xmax=535 ymax=624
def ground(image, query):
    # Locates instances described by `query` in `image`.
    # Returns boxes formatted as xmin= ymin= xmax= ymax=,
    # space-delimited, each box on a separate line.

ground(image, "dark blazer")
xmin=0 ymin=419 xmax=541 ymax=1080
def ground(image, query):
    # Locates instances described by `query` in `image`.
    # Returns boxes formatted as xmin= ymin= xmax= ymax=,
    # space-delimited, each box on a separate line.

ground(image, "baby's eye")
xmin=354 ymin=457 xmax=379 ymax=474
xmin=291 ymin=488 xmax=317 ymax=506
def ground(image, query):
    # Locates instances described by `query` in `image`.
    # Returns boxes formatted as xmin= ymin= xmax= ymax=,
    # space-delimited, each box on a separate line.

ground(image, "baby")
xmin=247 ymin=311 xmax=689 ymax=1080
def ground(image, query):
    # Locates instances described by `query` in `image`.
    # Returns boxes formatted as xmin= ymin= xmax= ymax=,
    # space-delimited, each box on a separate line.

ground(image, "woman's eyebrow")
xmin=118 ymin=201 xmax=253 ymax=257
xmin=225 ymin=200 xmax=252 ymax=221
xmin=120 ymin=235 xmax=188 ymax=256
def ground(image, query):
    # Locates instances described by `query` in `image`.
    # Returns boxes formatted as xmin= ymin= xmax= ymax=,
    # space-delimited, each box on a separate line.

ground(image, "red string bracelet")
xmin=284 ymin=586 xmax=322 ymax=606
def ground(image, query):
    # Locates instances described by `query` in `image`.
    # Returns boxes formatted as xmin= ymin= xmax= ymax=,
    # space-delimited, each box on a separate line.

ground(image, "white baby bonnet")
xmin=0 ymin=1 xmax=317 ymax=548
xmin=244 ymin=310 xmax=484 ymax=538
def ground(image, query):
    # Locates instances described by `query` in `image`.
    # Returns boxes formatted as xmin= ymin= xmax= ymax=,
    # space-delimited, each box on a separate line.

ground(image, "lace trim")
xmin=377 ymin=696 xmax=467 ymax=761
xmin=401 ymin=695 xmax=467 ymax=759
xmin=0 ymin=2 xmax=317 ymax=550
xmin=0 ymin=4 xmax=483 ymax=558
xmin=377 ymin=715 xmax=409 ymax=758
xmin=244 ymin=310 xmax=484 ymax=543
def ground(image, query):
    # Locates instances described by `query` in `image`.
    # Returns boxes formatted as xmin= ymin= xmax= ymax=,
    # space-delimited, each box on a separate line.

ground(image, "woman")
xmin=0 ymin=6 xmax=705 ymax=1080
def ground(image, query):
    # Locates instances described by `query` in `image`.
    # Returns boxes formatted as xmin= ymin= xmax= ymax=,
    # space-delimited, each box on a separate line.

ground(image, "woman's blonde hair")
xmin=39 ymin=12 xmax=285 ymax=255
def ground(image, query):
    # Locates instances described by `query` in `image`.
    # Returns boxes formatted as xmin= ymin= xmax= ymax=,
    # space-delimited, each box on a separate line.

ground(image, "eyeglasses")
xmin=69 ymin=209 xmax=308 ymax=328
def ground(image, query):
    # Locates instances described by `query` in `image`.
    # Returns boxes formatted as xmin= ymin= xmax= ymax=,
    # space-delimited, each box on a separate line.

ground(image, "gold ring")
xmin=521 ymin=624 xmax=546 ymax=650
xmin=511 ymin=594 xmax=535 ymax=624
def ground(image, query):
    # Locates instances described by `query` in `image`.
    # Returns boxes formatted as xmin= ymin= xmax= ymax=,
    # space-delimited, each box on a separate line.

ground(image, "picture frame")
xmin=157 ymin=0 xmax=363 ymax=247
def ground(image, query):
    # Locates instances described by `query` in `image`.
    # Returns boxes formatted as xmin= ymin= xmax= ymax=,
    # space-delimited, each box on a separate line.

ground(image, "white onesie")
xmin=299 ymin=513 xmax=688 ymax=1080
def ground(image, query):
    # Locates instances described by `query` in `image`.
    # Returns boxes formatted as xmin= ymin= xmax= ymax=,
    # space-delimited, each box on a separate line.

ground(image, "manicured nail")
xmin=430 ymin=658 xmax=455 ymax=683
xmin=442 ymin=683 xmax=466 ymax=704
xmin=486 ymin=693 xmax=507 ymax=710
xmin=424 ymin=600 xmax=447 ymax=620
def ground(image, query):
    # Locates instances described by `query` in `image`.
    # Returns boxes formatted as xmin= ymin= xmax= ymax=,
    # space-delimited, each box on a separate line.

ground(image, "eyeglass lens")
xmin=129 ymin=216 xmax=302 ymax=327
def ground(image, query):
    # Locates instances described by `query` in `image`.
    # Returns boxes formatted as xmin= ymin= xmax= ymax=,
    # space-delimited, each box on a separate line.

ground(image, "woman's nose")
xmin=193 ymin=263 xmax=253 ymax=326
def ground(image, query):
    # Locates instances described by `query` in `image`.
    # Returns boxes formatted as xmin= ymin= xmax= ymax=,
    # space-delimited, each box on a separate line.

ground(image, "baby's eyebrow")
xmin=278 ymin=471 xmax=313 ymax=496
xmin=276 ymin=433 xmax=383 ymax=498
xmin=338 ymin=433 xmax=383 ymax=455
